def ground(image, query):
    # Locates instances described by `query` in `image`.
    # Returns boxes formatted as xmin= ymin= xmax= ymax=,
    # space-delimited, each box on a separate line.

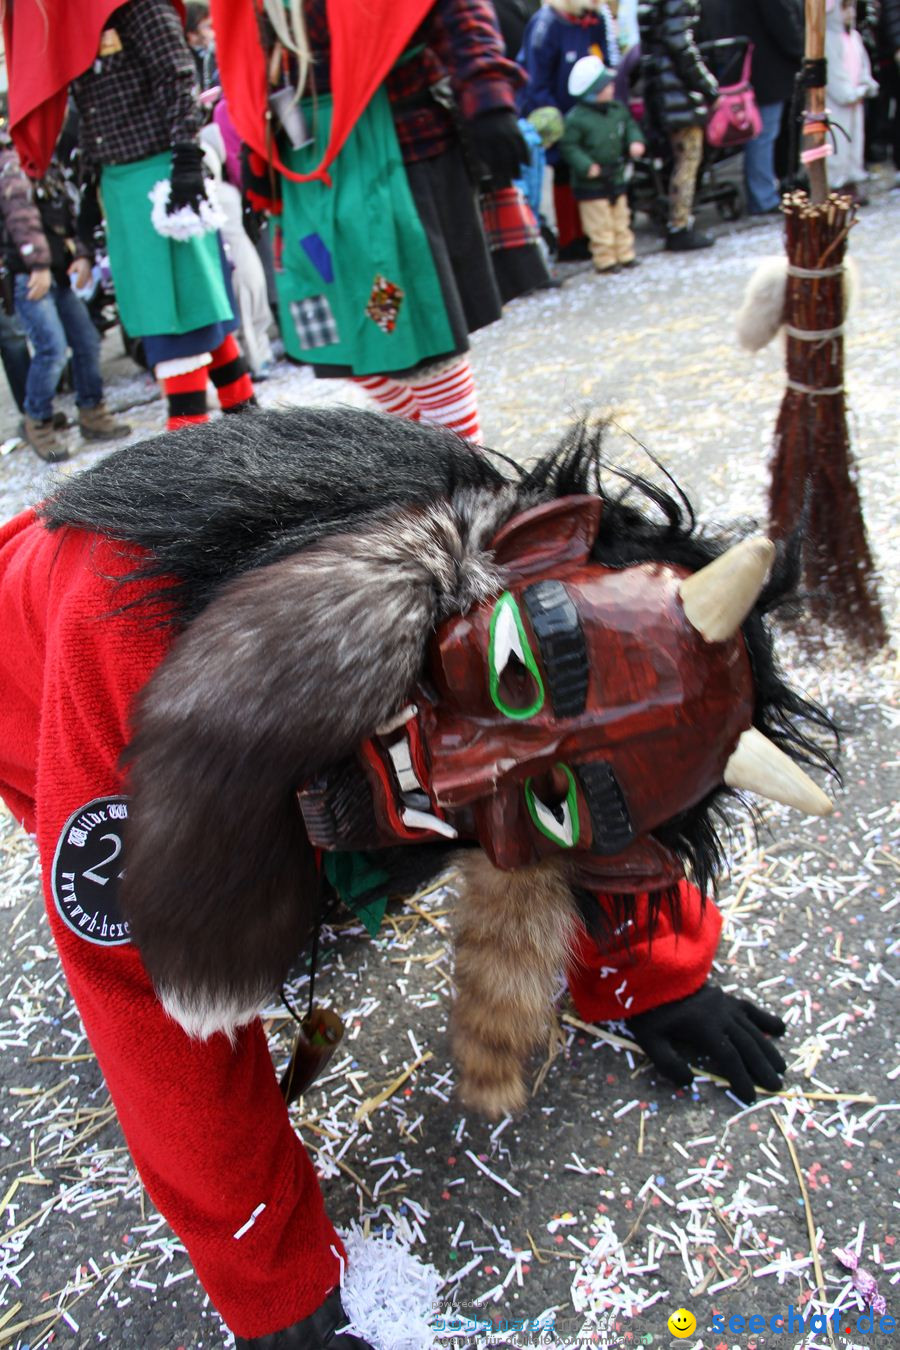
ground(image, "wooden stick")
xmin=354 ymin=1051 xmax=433 ymax=1122
xmin=804 ymin=0 xmax=828 ymax=203
xmin=773 ymin=1112 xmax=836 ymax=1348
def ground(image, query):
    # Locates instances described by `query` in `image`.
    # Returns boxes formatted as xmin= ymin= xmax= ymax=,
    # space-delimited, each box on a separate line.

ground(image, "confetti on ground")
xmin=0 ymin=182 xmax=897 ymax=1347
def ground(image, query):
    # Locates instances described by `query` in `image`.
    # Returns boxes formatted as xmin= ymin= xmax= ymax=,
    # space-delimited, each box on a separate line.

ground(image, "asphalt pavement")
xmin=0 ymin=168 xmax=897 ymax=1350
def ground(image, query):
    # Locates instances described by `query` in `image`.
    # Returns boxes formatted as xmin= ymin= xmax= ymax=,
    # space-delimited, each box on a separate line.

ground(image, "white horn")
xmin=679 ymin=536 xmax=776 ymax=642
xmin=724 ymin=727 xmax=834 ymax=817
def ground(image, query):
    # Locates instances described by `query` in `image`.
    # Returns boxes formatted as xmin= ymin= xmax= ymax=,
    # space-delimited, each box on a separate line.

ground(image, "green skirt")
xmin=275 ymin=88 xmax=453 ymax=375
xmin=101 ymin=152 xmax=233 ymax=337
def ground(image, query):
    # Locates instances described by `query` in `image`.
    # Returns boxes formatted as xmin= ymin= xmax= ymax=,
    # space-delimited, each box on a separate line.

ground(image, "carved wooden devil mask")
xmin=298 ymin=496 xmax=832 ymax=887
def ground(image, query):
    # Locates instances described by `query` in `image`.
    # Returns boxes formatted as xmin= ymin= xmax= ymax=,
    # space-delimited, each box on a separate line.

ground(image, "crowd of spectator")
xmin=0 ymin=0 xmax=896 ymax=464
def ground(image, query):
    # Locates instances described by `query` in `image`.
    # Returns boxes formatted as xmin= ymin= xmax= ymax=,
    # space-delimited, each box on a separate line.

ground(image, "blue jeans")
xmin=0 ymin=308 xmax=31 ymax=413
xmin=14 ymin=274 xmax=103 ymax=421
xmin=744 ymin=102 xmax=785 ymax=214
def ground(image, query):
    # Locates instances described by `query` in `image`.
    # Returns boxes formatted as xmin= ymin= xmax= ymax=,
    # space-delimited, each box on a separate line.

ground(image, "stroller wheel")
xmin=717 ymin=188 xmax=742 ymax=221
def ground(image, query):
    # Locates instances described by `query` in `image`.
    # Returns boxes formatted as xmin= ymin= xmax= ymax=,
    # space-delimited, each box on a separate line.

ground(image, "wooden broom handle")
xmin=804 ymin=0 xmax=829 ymax=204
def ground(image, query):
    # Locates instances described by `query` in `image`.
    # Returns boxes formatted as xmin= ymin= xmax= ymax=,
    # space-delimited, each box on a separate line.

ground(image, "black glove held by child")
xmin=168 ymin=142 xmax=207 ymax=215
xmin=234 ymin=1290 xmax=373 ymax=1349
xmin=627 ymin=983 xmax=787 ymax=1103
xmin=466 ymin=108 xmax=528 ymax=183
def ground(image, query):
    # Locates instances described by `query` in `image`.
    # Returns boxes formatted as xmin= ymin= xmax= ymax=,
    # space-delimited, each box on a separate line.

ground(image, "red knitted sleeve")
xmin=565 ymin=880 xmax=722 ymax=1024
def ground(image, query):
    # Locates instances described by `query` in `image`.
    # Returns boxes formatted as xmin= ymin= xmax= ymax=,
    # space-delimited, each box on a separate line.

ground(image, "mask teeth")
xmin=374 ymin=703 xmax=418 ymax=737
xmin=400 ymin=806 xmax=458 ymax=839
xmin=387 ymin=737 xmax=423 ymax=796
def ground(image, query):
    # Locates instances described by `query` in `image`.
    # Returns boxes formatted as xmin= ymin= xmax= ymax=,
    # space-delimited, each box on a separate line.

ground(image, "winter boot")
xmin=233 ymin=1290 xmax=374 ymax=1349
xmin=78 ymin=403 xmax=132 ymax=441
xmin=23 ymin=415 xmax=69 ymax=463
xmin=665 ymin=227 xmax=715 ymax=252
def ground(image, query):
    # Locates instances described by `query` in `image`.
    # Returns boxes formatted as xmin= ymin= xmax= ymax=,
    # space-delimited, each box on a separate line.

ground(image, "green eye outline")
xmin=524 ymin=764 xmax=580 ymax=848
xmin=488 ymin=591 xmax=545 ymax=720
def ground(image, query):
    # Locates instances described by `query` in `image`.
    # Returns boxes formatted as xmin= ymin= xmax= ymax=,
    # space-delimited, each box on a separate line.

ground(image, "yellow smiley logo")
xmin=667 ymin=1308 xmax=697 ymax=1339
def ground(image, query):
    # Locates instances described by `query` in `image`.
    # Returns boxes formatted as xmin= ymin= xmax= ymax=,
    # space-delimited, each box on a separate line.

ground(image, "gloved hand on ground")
xmin=627 ymin=983 xmax=787 ymax=1103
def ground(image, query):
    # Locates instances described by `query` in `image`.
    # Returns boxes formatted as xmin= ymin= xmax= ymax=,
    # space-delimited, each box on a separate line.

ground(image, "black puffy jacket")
xmin=698 ymin=0 xmax=803 ymax=105
xmin=638 ymin=0 xmax=719 ymax=132
xmin=880 ymin=0 xmax=900 ymax=56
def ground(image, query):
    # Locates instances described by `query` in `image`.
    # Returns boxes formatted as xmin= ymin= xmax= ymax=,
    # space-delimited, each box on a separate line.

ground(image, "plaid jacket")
xmin=303 ymin=0 xmax=524 ymax=163
xmin=0 ymin=144 xmax=51 ymax=270
xmin=71 ymin=0 xmax=204 ymax=169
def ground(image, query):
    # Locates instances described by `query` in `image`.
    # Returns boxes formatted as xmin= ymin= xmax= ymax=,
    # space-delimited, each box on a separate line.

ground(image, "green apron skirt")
xmin=101 ymin=152 xmax=234 ymax=338
xmin=275 ymin=88 xmax=454 ymax=375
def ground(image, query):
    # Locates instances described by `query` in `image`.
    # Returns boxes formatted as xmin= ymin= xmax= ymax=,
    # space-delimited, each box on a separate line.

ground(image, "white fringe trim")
xmin=336 ymin=1224 xmax=443 ymax=1350
xmin=154 ymin=353 xmax=212 ymax=381
xmin=149 ymin=178 xmax=226 ymax=241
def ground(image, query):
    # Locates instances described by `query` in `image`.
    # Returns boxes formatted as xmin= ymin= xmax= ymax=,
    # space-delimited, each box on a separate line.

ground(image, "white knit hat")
xmin=568 ymin=54 xmax=615 ymax=99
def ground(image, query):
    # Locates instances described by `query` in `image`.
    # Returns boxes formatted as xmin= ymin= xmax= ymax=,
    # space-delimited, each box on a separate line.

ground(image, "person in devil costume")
xmin=0 ymin=407 xmax=836 ymax=1345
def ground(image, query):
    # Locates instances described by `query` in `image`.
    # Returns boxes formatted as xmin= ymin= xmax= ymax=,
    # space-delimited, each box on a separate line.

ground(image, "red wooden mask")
xmin=298 ymin=497 xmax=830 ymax=888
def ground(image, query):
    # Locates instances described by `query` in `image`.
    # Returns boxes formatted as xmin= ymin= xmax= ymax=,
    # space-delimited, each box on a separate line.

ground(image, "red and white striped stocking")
xmin=406 ymin=357 xmax=482 ymax=443
xmin=353 ymin=374 xmax=420 ymax=421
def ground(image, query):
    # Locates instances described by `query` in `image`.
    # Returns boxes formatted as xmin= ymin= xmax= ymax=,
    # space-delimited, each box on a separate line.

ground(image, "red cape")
xmin=211 ymin=0 xmax=434 ymax=186
xmin=5 ymin=0 xmax=185 ymax=178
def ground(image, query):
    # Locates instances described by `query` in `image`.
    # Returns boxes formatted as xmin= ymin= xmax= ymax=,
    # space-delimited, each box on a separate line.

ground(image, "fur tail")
xmin=736 ymin=255 xmax=858 ymax=351
xmin=450 ymin=852 xmax=578 ymax=1118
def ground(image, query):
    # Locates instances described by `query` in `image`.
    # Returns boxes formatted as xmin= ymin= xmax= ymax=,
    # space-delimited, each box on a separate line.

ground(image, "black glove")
xmin=627 ymin=983 xmax=787 ymax=1104
xmin=466 ymin=108 xmax=529 ymax=184
xmin=234 ymin=1290 xmax=373 ymax=1349
xmin=168 ymin=141 xmax=206 ymax=215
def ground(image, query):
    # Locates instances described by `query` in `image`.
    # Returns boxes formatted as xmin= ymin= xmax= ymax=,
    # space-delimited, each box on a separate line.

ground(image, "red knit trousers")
xmin=163 ymin=366 xmax=209 ymax=432
xmin=210 ymin=334 xmax=256 ymax=412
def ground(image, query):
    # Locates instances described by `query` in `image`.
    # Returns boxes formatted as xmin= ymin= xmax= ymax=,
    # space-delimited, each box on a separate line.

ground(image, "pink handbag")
xmin=705 ymin=44 xmax=763 ymax=148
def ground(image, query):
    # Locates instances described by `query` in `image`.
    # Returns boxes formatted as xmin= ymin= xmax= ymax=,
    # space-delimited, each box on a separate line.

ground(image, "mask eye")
xmin=525 ymin=764 xmax=580 ymax=848
xmin=488 ymin=592 xmax=545 ymax=719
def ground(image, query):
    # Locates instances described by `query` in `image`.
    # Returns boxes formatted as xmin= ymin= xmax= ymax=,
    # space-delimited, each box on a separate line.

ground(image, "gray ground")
xmin=0 ymin=167 xmax=897 ymax=1350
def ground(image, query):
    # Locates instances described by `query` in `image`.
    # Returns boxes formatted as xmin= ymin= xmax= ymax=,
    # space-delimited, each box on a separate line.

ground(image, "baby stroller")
xmin=627 ymin=36 xmax=758 ymax=228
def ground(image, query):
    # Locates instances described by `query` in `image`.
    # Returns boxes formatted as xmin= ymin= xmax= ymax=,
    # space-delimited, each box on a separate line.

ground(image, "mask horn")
xmin=724 ymin=727 xmax=834 ymax=816
xmin=679 ymin=537 xmax=776 ymax=642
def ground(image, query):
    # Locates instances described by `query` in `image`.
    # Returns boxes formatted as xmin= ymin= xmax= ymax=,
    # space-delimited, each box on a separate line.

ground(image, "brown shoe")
xmin=23 ymin=415 xmax=69 ymax=463
xmin=79 ymin=403 xmax=132 ymax=441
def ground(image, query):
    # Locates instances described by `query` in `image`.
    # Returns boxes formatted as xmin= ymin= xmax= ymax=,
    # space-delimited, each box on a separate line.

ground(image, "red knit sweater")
xmin=0 ymin=510 xmax=341 ymax=1337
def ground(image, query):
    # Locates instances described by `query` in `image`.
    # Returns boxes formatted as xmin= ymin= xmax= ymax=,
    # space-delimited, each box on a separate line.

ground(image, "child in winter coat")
xmin=559 ymin=55 xmax=645 ymax=272
xmin=826 ymin=0 xmax=879 ymax=198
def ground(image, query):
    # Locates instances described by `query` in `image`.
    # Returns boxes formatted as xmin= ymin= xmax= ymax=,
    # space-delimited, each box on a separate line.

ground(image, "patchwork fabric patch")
xmin=365 ymin=274 xmax=404 ymax=334
xmin=299 ymin=233 xmax=334 ymax=283
xmin=290 ymin=295 xmax=339 ymax=349
xmin=51 ymin=796 xmax=131 ymax=946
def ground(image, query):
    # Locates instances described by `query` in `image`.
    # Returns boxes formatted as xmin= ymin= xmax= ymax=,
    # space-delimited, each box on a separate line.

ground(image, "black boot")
xmin=665 ymin=226 xmax=715 ymax=252
xmin=234 ymin=1290 xmax=374 ymax=1349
